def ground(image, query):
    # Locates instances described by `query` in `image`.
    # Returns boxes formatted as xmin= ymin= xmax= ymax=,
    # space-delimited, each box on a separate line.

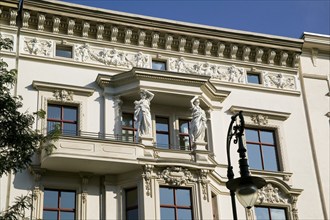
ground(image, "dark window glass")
xmin=255 ymin=207 xmax=287 ymax=220
xmin=246 ymin=129 xmax=279 ymax=171
xmin=247 ymin=73 xmax=261 ymax=84
xmin=47 ymin=104 xmax=78 ymax=135
xmin=156 ymin=117 xmax=170 ymax=149
xmin=126 ymin=188 xmax=138 ymax=220
xmin=43 ymin=189 xmax=76 ymax=220
xmin=152 ymin=61 xmax=166 ymax=70
xmin=56 ymin=45 xmax=73 ymax=58
xmin=179 ymin=119 xmax=191 ymax=150
xmin=122 ymin=113 xmax=136 ymax=142
xmin=159 ymin=187 xmax=192 ymax=220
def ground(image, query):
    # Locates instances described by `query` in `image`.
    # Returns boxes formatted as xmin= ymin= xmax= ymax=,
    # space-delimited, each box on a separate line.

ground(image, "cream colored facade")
xmin=0 ymin=0 xmax=329 ymax=219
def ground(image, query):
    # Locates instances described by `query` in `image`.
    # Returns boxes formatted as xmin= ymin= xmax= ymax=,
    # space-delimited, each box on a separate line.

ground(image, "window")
xmin=47 ymin=104 xmax=78 ymax=135
xmin=152 ymin=60 xmax=166 ymax=71
xmin=245 ymin=128 xmax=279 ymax=171
xmin=126 ymin=188 xmax=138 ymax=220
xmin=179 ymin=119 xmax=191 ymax=150
xmin=255 ymin=206 xmax=287 ymax=220
xmin=156 ymin=117 xmax=170 ymax=149
xmin=247 ymin=72 xmax=261 ymax=84
xmin=122 ymin=113 xmax=136 ymax=142
xmin=56 ymin=45 xmax=73 ymax=58
xmin=43 ymin=189 xmax=76 ymax=220
xmin=159 ymin=187 xmax=193 ymax=220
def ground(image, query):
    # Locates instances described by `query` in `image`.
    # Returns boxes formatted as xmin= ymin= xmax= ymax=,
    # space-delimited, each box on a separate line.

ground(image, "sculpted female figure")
xmin=190 ymin=96 xmax=207 ymax=143
xmin=134 ymin=90 xmax=154 ymax=139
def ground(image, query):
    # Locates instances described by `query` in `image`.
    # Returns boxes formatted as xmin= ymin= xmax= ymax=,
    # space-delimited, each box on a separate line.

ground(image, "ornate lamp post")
xmin=226 ymin=111 xmax=266 ymax=220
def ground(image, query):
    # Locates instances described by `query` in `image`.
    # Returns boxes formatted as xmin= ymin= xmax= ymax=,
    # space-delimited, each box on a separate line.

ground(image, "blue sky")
xmin=60 ymin=0 xmax=329 ymax=39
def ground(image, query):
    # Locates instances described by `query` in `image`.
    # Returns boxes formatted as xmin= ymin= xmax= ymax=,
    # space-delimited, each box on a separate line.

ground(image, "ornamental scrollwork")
xmin=199 ymin=170 xmax=210 ymax=200
xmin=24 ymin=38 xmax=52 ymax=56
xmin=142 ymin=164 xmax=154 ymax=197
xmin=257 ymin=183 xmax=288 ymax=204
xmin=251 ymin=114 xmax=268 ymax=125
xmin=158 ymin=167 xmax=196 ymax=186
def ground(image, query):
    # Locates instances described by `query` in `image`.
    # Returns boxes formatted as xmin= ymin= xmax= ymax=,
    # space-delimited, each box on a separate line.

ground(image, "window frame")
xmin=152 ymin=60 xmax=167 ymax=71
xmin=254 ymin=206 xmax=288 ymax=220
xmin=121 ymin=112 xmax=137 ymax=142
xmin=247 ymin=72 xmax=262 ymax=84
xmin=159 ymin=186 xmax=193 ymax=220
xmin=178 ymin=119 xmax=191 ymax=150
xmin=155 ymin=116 xmax=171 ymax=149
xmin=55 ymin=44 xmax=73 ymax=58
xmin=43 ymin=188 xmax=76 ymax=220
xmin=245 ymin=128 xmax=280 ymax=172
xmin=47 ymin=104 xmax=78 ymax=136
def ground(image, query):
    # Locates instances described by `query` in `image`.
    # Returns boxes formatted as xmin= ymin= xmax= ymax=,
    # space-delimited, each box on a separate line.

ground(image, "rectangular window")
xmin=126 ymin=188 xmax=138 ymax=220
xmin=247 ymin=73 xmax=261 ymax=84
xmin=245 ymin=128 xmax=279 ymax=171
xmin=47 ymin=104 xmax=78 ymax=135
xmin=56 ymin=45 xmax=73 ymax=58
xmin=43 ymin=189 xmax=76 ymax=220
xmin=152 ymin=60 xmax=166 ymax=71
xmin=156 ymin=117 xmax=170 ymax=149
xmin=255 ymin=206 xmax=287 ymax=220
xmin=122 ymin=113 xmax=136 ymax=142
xmin=160 ymin=187 xmax=193 ymax=220
xmin=179 ymin=119 xmax=191 ymax=150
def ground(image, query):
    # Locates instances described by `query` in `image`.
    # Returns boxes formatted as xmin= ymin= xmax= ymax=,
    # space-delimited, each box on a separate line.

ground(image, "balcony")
xmin=40 ymin=131 xmax=214 ymax=174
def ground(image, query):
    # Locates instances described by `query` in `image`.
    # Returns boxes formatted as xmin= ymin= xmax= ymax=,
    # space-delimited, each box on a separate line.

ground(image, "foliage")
xmin=0 ymin=195 xmax=32 ymax=220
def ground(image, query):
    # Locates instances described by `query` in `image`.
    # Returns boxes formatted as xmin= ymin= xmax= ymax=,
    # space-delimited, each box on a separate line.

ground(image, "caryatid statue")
xmin=134 ymin=89 xmax=154 ymax=140
xmin=190 ymin=96 xmax=207 ymax=143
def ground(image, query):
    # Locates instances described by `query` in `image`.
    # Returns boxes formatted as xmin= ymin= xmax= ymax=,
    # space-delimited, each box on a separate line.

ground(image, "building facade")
xmin=0 ymin=0 xmax=329 ymax=219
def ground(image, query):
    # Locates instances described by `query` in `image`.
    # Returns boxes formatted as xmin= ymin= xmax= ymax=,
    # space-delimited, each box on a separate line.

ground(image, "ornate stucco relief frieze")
xmin=23 ymin=37 xmax=53 ymax=56
xmin=74 ymin=44 xmax=151 ymax=68
xmin=264 ymin=72 xmax=296 ymax=90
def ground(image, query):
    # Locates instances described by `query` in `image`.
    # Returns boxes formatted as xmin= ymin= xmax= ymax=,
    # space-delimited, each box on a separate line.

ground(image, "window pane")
xmin=160 ymin=188 xmax=174 ymax=205
xmin=179 ymin=121 xmax=189 ymax=133
xmin=47 ymin=121 xmax=60 ymax=133
xmin=60 ymin=191 xmax=75 ymax=209
xmin=63 ymin=107 xmax=77 ymax=121
xmin=156 ymin=134 xmax=169 ymax=148
xmin=122 ymin=113 xmax=134 ymax=127
xmin=127 ymin=209 xmax=138 ymax=220
xmin=247 ymin=74 xmax=260 ymax=84
xmin=43 ymin=211 xmax=58 ymax=220
xmin=177 ymin=209 xmax=192 ymax=220
xmin=245 ymin=129 xmax=259 ymax=142
xmin=270 ymin=208 xmax=286 ymax=220
xmin=160 ymin=207 xmax=175 ymax=220
xmin=122 ymin=130 xmax=134 ymax=142
xmin=260 ymin=131 xmax=274 ymax=144
xmin=126 ymin=188 xmax=138 ymax=208
xmin=247 ymin=144 xmax=263 ymax=170
xmin=56 ymin=45 xmax=72 ymax=58
xmin=176 ymin=189 xmax=191 ymax=206
xmin=179 ymin=136 xmax=190 ymax=149
xmin=152 ymin=61 xmax=166 ymax=70
xmin=60 ymin=211 xmax=75 ymax=220
xmin=44 ymin=190 xmax=58 ymax=208
xmin=63 ymin=123 xmax=77 ymax=135
xmin=48 ymin=105 xmax=61 ymax=119
xmin=255 ymin=207 xmax=270 ymax=220
xmin=263 ymin=146 xmax=278 ymax=171
xmin=156 ymin=118 xmax=169 ymax=132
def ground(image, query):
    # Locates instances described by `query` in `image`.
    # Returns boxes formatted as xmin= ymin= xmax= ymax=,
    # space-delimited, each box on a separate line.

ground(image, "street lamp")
xmin=226 ymin=111 xmax=266 ymax=220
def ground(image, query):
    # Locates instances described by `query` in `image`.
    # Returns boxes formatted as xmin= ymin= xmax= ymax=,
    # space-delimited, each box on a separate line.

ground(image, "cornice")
xmin=229 ymin=106 xmax=291 ymax=121
xmin=0 ymin=0 xmax=302 ymax=69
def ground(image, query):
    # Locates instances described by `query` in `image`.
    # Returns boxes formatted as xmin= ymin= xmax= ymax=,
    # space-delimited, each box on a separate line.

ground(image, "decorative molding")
xmin=9 ymin=9 xmax=17 ymax=26
xmin=142 ymin=164 xmax=154 ymax=197
xmin=242 ymin=46 xmax=251 ymax=61
xmin=230 ymin=106 xmax=291 ymax=121
xmin=267 ymin=50 xmax=276 ymax=65
xmin=152 ymin=32 xmax=160 ymax=48
xmin=229 ymin=44 xmax=238 ymax=59
xmin=217 ymin=43 xmax=226 ymax=57
xmin=292 ymin=54 xmax=300 ymax=68
xmin=251 ymin=114 xmax=269 ymax=125
xmin=82 ymin=21 xmax=90 ymax=38
xmin=23 ymin=11 xmax=30 ymax=28
xmin=138 ymin=30 xmax=146 ymax=46
xmin=158 ymin=167 xmax=196 ymax=186
xmin=192 ymin=38 xmax=200 ymax=54
xmin=165 ymin=34 xmax=173 ymax=50
xmin=204 ymin=41 xmax=212 ymax=56
xmin=67 ymin=19 xmax=75 ymax=35
xmin=199 ymin=170 xmax=210 ymax=200
xmin=124 ymin=28 xmax=132 ymax=44
xmin=179 ymin=36 xmax=186 ymax=52
xmin=37 ymin=13 xmax=46 ymax=31
xmin=23 ymin=37 xmax=52 ymax=56
xmin=255 ymin=47 xmax=264 ymax=63
xmin=96 ymin=24 xmax=104 ymax=40
xmin=52 ymin=16 xmax=61 ymax=33
xmin=53 ymin=89 xmax=74 ymax=102
xmin=280 ymin=51 xmax=288 ymax=66
xmin=111 ymin=26 xmax=118 ymax=42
